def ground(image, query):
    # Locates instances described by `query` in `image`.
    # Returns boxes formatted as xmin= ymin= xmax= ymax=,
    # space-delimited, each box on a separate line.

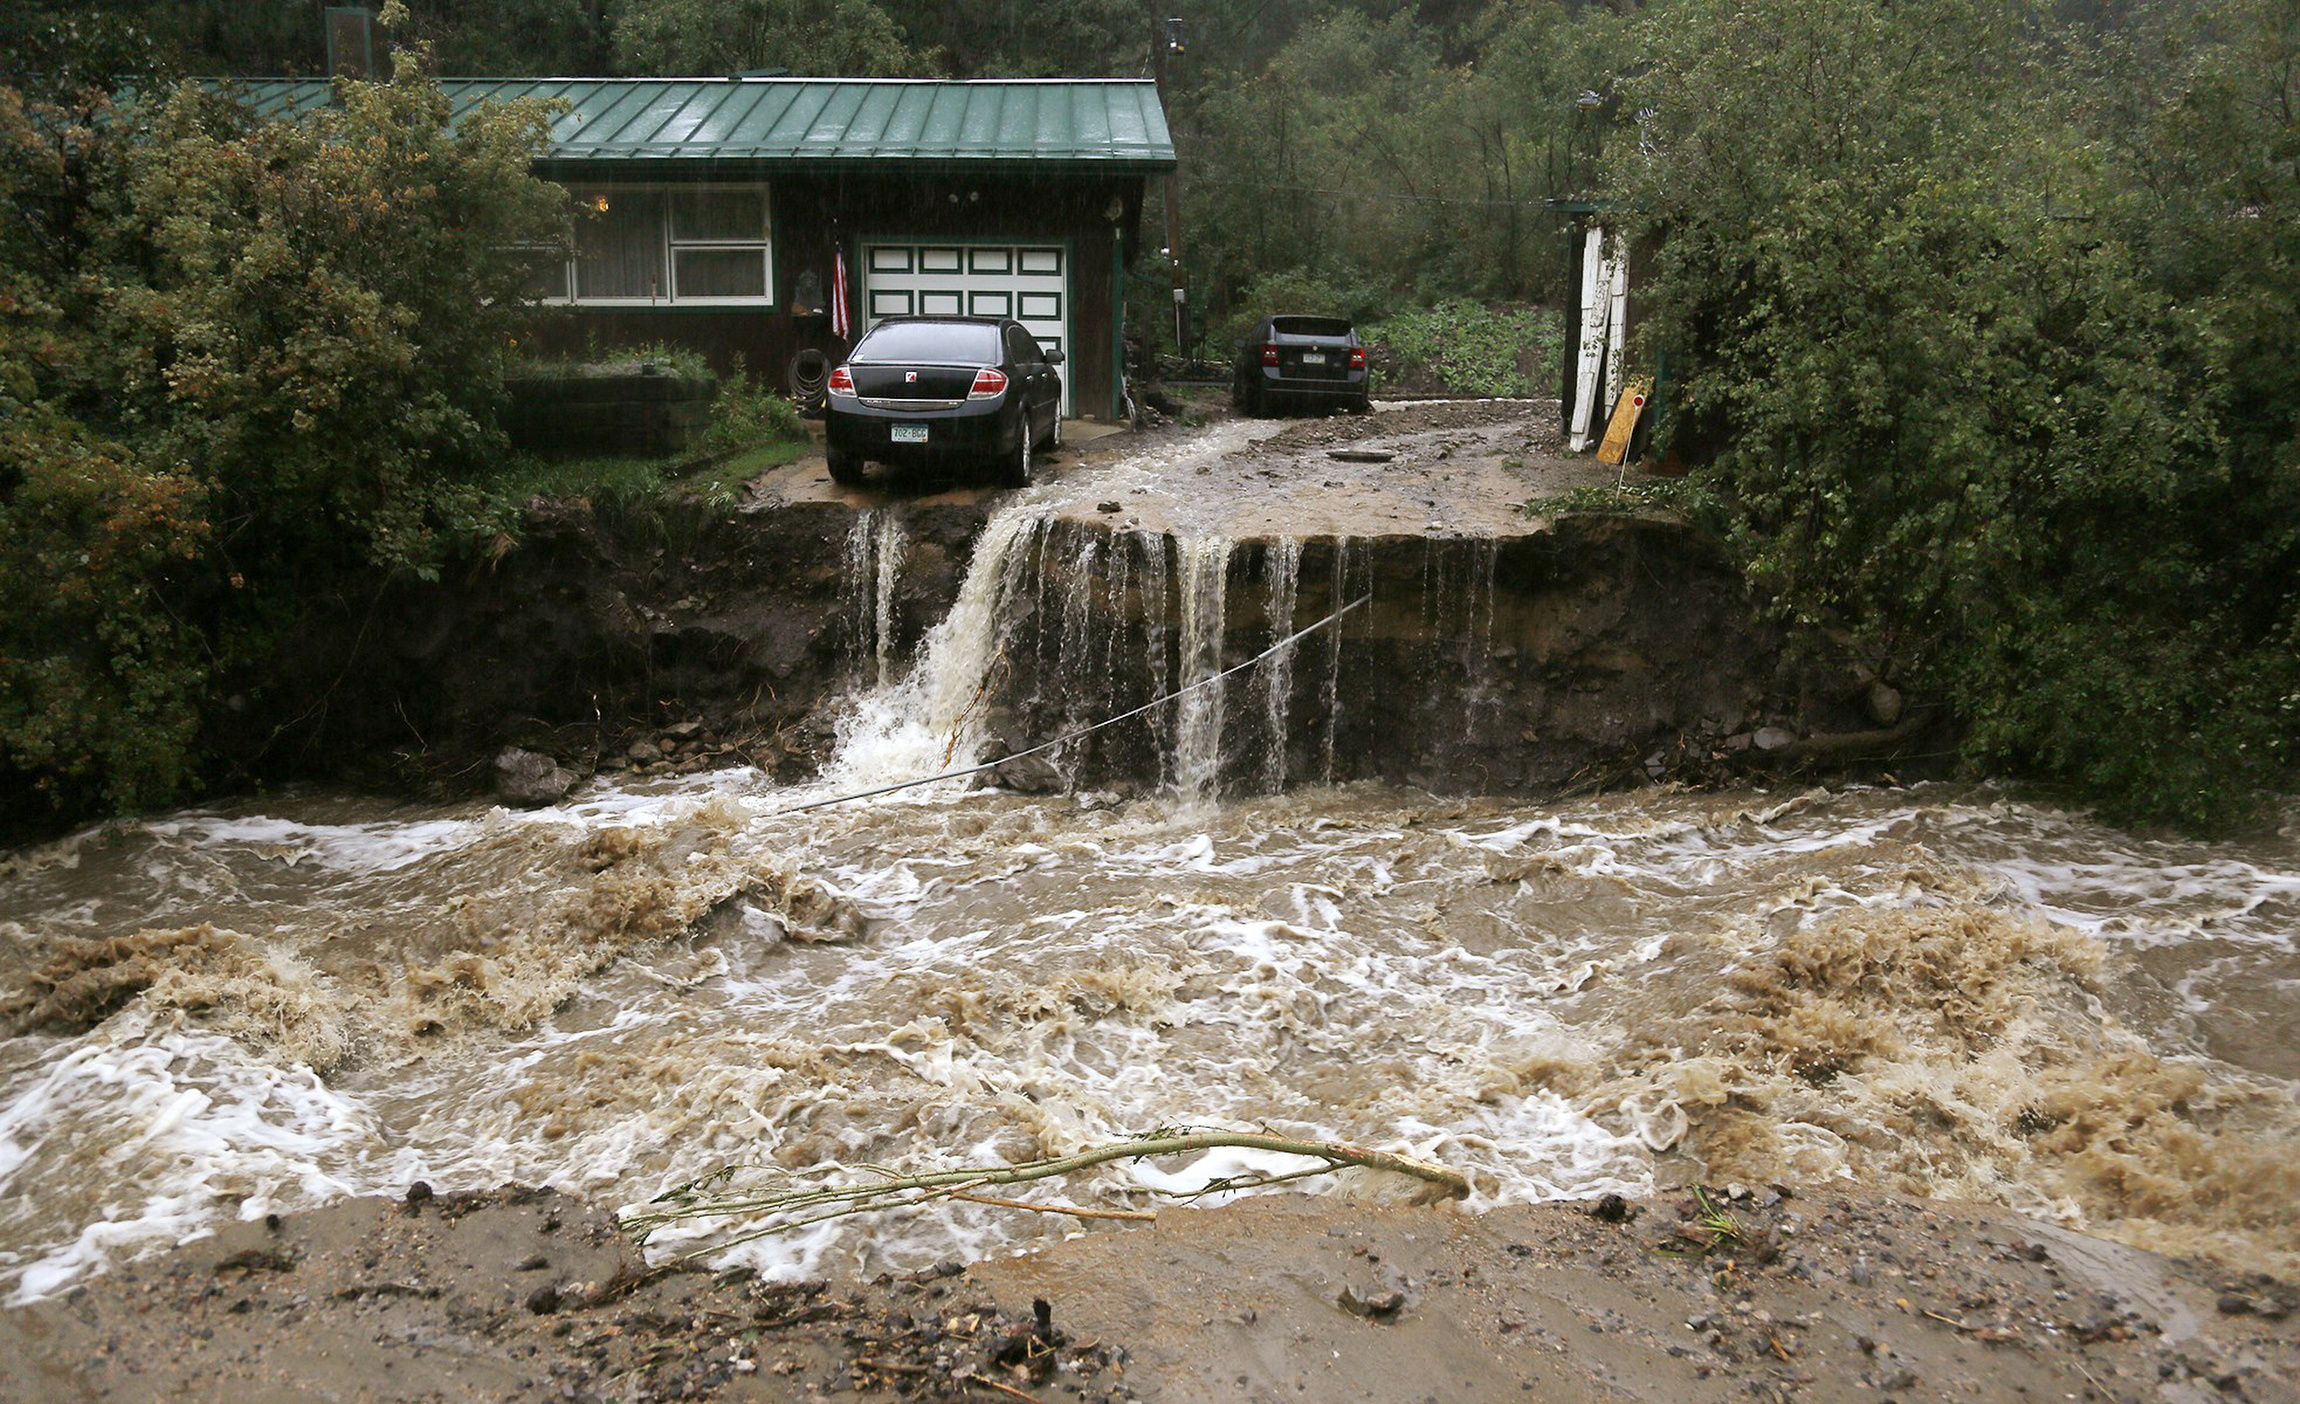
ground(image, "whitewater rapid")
xmin=3 ymin=775 xmax=2295 ymax=1304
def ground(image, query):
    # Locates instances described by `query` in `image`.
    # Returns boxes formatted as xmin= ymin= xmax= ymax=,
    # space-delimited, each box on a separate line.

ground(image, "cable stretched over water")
xmin=770 ymin=593 xmax=1372 ymax=816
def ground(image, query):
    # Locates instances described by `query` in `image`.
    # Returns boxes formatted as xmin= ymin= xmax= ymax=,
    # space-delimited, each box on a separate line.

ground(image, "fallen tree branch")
xmin=949 ymin=1191 xmax=1159 ymax=1222
xmin=1741 ymin=705 xmax=1941 ymax=772
xmin=630 ymin=1130 xmax=1469 ymax=1255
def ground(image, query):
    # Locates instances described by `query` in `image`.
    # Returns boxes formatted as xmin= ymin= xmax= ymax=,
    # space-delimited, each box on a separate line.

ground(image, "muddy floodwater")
xmin=3 ymin=404 xmax=2297 ymax=1316
xmin=4 ymin=773 xmax=2297 ymax=1304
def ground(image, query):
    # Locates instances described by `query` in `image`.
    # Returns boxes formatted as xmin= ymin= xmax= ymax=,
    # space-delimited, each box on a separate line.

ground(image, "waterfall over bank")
xmin=826 ymin=502 xmax=1772 ymax=804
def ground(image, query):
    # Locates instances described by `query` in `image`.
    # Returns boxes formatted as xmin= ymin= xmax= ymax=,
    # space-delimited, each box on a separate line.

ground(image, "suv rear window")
xmin=1271 ymin=316 xmax=1353 ymax=338
xmin=854 ymin=321 xmax=1002 ymax=363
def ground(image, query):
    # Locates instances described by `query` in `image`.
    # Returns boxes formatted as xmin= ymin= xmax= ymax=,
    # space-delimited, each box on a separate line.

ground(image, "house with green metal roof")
xmin=241 ymin=76 xmax=1177 ymax=420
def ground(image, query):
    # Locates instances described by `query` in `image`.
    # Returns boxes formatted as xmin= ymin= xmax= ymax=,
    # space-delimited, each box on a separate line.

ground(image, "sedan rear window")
xmin=1271 ymin=316 xmax=1354 ymax=338
xmin=854 ymin=321 xmax=1002 ymax=363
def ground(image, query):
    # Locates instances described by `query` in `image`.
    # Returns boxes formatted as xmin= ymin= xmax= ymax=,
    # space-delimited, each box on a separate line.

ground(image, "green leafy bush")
xmin=700 ymin=357 xmax=804 ymax=455
xmin=0 ymin=55 xmax=568 ymax=829
xmin=1363 ymin=301 xmax=1556 ymax=398
xmin=1221 ymin=267 xmax=1392 ymax=348
xmin=1522 ymin=477 xmax=1717 ymax=522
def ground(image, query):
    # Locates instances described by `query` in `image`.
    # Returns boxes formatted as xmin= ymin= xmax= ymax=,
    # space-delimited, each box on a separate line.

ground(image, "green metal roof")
xmin=234 ymin=77 xmax=1176 ymax=173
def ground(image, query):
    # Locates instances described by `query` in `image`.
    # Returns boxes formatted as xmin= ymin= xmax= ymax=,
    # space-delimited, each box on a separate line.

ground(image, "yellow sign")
xmin=1596 ymin=376 xmax=1653 ymax=467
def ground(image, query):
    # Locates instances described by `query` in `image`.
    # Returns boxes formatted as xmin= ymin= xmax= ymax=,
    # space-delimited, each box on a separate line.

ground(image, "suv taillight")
xmin=968 ymin=367 xmax=1008 ymax=399
xmin=827 ymin=365 xmax=855 ymax=396
xmin=1261 ymin=343 xmax=1279 ymax=366
xmin=1349 ymin=346 xmax=1366 ymax=369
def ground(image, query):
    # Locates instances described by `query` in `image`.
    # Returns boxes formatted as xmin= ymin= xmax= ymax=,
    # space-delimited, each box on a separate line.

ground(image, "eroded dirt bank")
xmin=238 ymin=401 xmax=1906 ymax=807
xmin=4 ymin=1183 xmax=2293 ymax=1404
xmin=225 ymin=485 xmax=995 ymax=797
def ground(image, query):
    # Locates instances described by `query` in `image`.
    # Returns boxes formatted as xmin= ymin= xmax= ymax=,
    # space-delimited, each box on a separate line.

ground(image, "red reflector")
xmin=968 ymin=367 xmax=1008 ymax=398
xmin=1261 ymin=343 xmax=1279 ymax=366
xmin=1349 ymin=346 xmax=1366 ymax=369
xmin=827 ymin=365 xmax=855 ymax=396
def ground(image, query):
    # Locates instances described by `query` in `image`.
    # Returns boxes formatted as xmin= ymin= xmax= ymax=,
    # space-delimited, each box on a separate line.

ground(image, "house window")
xmin=669 ymin=189 xmax=769 ymax=300
xmin=575 ymin=190 xmax=666 ymax=300
xmin=514 ymin=245 xmax=571 ymax=302
xmin=538 ymin=185 xmax=774 ymax=306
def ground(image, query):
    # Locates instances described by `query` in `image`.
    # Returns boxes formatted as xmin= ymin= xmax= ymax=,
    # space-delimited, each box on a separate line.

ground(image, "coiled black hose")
xmin=787 ymin=348 xmax=830 ymax=412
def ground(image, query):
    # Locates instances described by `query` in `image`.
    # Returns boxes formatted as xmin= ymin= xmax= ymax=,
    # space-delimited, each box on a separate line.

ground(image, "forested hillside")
xmin=2 ymin=0 xmax=2294 ymax=829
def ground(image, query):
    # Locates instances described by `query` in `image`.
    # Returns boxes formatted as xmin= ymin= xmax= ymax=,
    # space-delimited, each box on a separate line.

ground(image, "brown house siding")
xmin=526 ymin=171 xmax=1145 ymax=421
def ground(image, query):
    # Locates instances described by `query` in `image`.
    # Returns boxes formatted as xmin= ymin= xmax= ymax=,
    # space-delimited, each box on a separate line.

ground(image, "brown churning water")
xmin=2 ymin=776 xmax=2295 ymax=1302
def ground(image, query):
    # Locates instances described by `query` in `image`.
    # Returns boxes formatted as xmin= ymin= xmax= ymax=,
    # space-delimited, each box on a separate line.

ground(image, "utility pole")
xmin=1150 ymin=10 xmax=1186 ymax=357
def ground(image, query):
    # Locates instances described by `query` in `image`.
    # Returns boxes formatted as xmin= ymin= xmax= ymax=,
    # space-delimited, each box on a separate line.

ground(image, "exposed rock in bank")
xmin=492 ymin=745 xmax=580 ymax=806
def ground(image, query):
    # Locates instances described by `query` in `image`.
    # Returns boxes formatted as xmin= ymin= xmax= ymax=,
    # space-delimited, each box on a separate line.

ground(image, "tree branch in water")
xmin=629 ymin=1130 xmax=1471 ymax=1254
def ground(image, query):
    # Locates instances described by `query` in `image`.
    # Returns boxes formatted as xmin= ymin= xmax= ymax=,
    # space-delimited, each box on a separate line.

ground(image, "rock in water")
xmin=493 ymin=747 xmax=578 ymax=807
xmin=1752 ymin=726 xmax=1799 ymax=753
xmin=992 ymin=752 xmax=1064 ymax=794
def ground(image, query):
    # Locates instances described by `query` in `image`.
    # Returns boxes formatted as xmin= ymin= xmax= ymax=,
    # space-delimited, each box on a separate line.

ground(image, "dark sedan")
xmin=1231 ymin=314 xmax=1370 ymax=416
xmin=826 ymin=317 xmax=1064 ymax=488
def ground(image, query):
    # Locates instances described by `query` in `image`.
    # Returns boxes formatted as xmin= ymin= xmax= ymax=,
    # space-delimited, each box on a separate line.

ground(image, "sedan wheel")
xmin=995 ymin=416 xmax=1032 ymax=489
xmin=827 ymin=449 xmax=865 ymax=487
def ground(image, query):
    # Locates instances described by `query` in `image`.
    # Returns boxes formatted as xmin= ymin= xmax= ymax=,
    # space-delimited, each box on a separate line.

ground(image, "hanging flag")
xmin=830 ymin=245 xmax=852 ymax=341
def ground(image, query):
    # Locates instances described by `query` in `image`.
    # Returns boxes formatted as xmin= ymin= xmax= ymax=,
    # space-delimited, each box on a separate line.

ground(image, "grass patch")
xmin=485 ymin=453 xmax=672 ymax=510
xmin=1522 ymin=476 xmax=1714 ymax=521
xmin=677 ymin=438 xmax=810 ymax=505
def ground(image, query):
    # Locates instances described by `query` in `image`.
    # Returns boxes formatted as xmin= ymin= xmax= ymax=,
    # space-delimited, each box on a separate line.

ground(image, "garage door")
xmin=861 ymin=242 xmax=1070 ymax=415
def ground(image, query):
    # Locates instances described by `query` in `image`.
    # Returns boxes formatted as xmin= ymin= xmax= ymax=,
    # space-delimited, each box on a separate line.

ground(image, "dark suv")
xmin=826 ymin=317 xmax=1064 ymax=488
xmin=1231 ymin=314 xmax=1370 ymax=416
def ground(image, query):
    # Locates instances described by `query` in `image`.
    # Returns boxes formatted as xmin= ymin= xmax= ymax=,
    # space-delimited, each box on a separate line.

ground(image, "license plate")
xmin=891 ymin=424 xmax=929 ymax=444
xmin=1299 ymin=351 xmax=1327 ymax=365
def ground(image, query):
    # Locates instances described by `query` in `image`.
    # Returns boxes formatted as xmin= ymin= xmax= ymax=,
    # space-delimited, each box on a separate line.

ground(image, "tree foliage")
xmin=1170 ymin=1 xmax=1627 ymax=339
xmin=1612 ymin=0 xmax=2299 ymax=827
xmin=1 ymin=54 xmax=567 ymax=826
xmin=607 ymin=0 xmax=919 ymax=78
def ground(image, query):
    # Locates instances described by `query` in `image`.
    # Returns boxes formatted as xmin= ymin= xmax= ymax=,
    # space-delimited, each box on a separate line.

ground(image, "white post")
xmin=1568 ymin=225 xmax=1609 ymax=451
xmin=1603 ymin=236 xmax=1629 ymax=417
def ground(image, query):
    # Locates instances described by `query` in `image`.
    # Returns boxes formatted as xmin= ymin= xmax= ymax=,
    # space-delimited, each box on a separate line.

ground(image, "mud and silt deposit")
xmin=6 ymin=1183 xmax=2297 ymax=1403
xmin=2 ymin=402 xmax=2297 ymax=1399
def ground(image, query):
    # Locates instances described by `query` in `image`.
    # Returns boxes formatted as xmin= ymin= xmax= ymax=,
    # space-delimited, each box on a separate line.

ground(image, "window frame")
xmin=536 ymin=182 xmax=777 ymax=309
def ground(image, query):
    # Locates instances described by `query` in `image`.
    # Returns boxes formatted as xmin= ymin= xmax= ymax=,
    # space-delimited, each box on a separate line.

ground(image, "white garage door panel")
xmin=861 ymin=241 xmax=1070 ymax=415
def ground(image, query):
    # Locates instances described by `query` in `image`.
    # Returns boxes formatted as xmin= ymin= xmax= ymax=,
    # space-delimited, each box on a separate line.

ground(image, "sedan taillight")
xmin=1261 ymin=343 xmax=1280 ymax=366
xmin=827 ymin=365 xmax=855 ymax=397
xmin=968 ymin=367 xmax=1008 ymax=399
xmin=1349 ymin=346 xmax=1366 ymax=369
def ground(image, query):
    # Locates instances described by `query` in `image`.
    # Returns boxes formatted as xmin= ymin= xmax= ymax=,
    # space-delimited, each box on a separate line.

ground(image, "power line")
xmin=1180 ymin=174 xmax=1560 ymax=209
